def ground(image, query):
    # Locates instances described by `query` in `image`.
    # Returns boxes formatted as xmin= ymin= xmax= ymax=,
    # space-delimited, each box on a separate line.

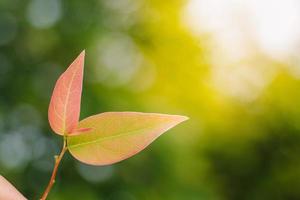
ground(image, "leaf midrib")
xmin=67 ymin=125 xmax=159 ymax=150
xmin=62 ymin=66 xmax=80 ymax=134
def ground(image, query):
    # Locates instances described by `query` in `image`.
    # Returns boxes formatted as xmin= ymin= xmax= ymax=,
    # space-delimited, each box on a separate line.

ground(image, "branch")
xmin=40 ymin=139 xmax=67 ymax=200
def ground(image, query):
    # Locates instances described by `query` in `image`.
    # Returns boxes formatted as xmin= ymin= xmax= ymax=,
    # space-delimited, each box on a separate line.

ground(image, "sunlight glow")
xmin=183 ymin=0 xmax=300 ymax=59
xmin=182 ymin=0 xmax=300 ymax=101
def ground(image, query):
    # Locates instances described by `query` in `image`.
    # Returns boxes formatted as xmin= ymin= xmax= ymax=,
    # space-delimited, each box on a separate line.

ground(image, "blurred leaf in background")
xmin=1 ymin=0 xmax=300 ymax=199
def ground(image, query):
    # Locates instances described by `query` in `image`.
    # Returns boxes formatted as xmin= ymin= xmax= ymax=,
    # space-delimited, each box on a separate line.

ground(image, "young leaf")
xmin=48 ymin=51 xmax=85 ymax=135
xmin=67 ymin=112 xmax=188 ymax=165
xmin=0 ymin=176 xmax=27 ymax=200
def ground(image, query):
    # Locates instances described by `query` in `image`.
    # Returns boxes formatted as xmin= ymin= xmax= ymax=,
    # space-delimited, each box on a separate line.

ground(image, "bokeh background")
xmin=1 ymin=0 xmax=300 ymax=199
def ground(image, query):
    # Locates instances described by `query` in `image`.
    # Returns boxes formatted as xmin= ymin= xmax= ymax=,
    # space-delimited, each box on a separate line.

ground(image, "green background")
xmin=0 ymin=0 xmax=300 ymax=199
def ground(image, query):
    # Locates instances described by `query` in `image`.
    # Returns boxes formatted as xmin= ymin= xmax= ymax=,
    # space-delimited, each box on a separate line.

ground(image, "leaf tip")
xmin=80 ymin=49 xmax=85 ymax=56
xmin=77 ymin=50 xmax=85 ymax=62
xmin=172 ymin=114 xmax=189 ymax=124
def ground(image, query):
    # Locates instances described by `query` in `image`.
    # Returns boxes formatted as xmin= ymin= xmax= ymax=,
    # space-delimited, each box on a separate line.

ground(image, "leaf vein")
xmin=68 ymin=126 xmax=155 ymax=149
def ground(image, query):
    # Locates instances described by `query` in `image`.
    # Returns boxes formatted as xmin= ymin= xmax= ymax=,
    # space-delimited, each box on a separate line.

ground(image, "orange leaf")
xmin=48 ymin=50 xmax=85 ymax=135
xmin=67 ymin=112 xmax=188 ymax=165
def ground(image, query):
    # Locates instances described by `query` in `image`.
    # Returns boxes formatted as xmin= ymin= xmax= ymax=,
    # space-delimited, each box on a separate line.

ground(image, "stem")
xmin=40 ymin=138 xmax=67 ymax=200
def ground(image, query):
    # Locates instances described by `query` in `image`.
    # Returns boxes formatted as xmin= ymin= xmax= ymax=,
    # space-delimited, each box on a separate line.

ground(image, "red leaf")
xmin=48 ymin=51 xmax=85 ymax=135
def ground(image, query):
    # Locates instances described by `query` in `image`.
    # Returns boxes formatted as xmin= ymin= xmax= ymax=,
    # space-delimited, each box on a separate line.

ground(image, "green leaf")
xmin=67 ymin=112 xmax=188 ymax=165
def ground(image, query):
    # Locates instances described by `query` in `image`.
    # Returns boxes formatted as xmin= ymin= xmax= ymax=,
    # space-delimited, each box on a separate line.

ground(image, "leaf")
xmin=0 ymin=176 xmax=27 ymax=200
xmin=48 ymin=50 xmax=85 ymax=135
xmin=67 ymin=112 xmax=188 ymax=165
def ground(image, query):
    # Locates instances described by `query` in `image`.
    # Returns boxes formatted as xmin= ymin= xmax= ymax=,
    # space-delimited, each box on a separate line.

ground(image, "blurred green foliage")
xmin=1 ymin=0 xmax=300 ymax=199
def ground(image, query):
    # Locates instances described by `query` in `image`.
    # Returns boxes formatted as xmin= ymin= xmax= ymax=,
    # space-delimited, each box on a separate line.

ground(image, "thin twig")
xmin=40 ymin=138 xmax=67 ymax=200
